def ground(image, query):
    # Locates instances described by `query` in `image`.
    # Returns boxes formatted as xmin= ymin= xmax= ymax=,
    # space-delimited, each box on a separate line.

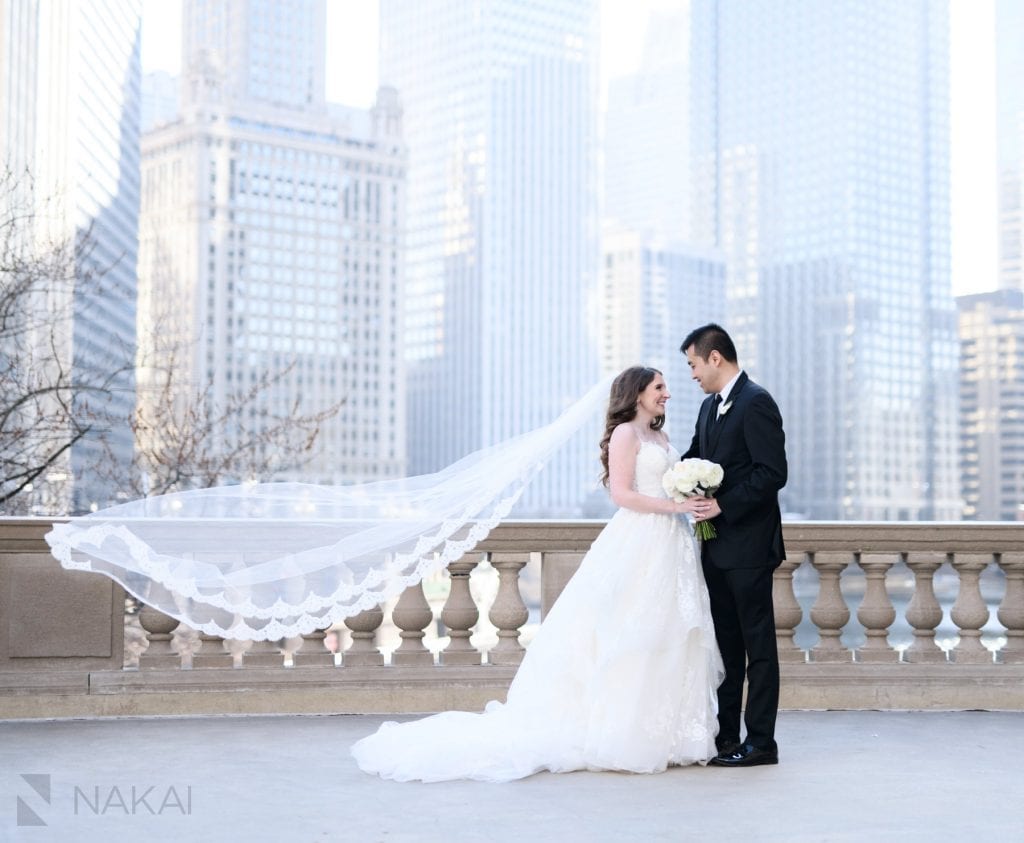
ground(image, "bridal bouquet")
xmin=662 ymin=459 xmax=724 ymax=540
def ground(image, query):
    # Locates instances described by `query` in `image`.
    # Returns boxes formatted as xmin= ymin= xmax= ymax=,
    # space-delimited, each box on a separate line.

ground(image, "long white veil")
xmin=45 ymin=373 xmax=615 ymax=640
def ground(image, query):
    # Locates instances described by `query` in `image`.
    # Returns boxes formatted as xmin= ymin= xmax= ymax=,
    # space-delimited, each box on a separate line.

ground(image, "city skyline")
xmin=4 ymin=0 xmax=1019 ymax=520
xmin=137 ymin=0 xmax=408 ymax=489
xmin=140 ymin=0 xmax=1002 ymax=300
xmin=379 ymin=0 xmax=603 ymax=517
xmin=677 ymin=0 xmax=960 ymax=520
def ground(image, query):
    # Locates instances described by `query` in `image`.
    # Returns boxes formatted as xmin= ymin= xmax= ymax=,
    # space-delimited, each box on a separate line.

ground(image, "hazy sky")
xmin=141 ymin=0 xmax=999 ymax=297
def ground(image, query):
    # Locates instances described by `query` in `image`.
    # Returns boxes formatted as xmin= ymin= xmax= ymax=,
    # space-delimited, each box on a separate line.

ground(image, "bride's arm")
xmin=608 ymin=425 xmax=701 ymax=516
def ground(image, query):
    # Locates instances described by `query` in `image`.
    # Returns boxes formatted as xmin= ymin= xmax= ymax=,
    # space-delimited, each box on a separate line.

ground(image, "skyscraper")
xmin=182 ymin=0 xmax=325 ymax=112
xmin=1 ymin=0 xmax=142 ymax=513
xmin=601 ymin=7 xmax=725 ymax=436
xmin=958 ymin=289 xmax=1024 ymax=521
xmin=603 ymin=7 xmax=691 ymax=244
xmin=996 ymin=0 xmax=1024 ymax=292
xmin=0 ymin=0 xmax=39 ymax=181
xmin=599 ymin=229 xmax=725 ymax=439
xmin=141 ymin=70 xmax=178 ymax=132
xmin=138 ymin=0 xmax=406 ymax=487
xmin=379 ymin=1 xmax=601 ymax=516
xmin=688 ymin=0 xmax=960 ymax=520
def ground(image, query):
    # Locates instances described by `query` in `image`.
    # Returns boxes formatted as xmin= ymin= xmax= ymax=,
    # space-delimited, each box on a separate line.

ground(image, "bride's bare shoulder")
xmin=609 ymin=423 xmax=640 ymax=448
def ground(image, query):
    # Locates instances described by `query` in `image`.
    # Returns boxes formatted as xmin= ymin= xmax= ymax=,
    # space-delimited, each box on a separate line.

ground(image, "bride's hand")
xmin=674 ymin=497 xmax=703 ymax=516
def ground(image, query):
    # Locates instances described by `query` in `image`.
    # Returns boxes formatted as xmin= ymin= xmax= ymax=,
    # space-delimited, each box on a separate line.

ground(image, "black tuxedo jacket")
xmin=682 ymin=372 xmax=787 ymax=570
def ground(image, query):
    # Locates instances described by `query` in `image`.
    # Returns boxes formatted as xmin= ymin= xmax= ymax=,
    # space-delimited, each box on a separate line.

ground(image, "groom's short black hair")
xmin=681 ymin=323 xmax=738 ymax=363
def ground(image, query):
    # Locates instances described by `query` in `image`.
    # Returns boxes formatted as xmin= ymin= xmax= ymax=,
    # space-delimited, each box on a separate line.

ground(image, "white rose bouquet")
xmin=661 ymin=458 xmax=724 ymax=540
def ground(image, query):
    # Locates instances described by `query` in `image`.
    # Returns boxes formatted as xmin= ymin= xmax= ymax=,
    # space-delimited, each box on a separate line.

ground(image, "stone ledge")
xmin=3 ymin=663 xmax=1024 ymax=719
xmin=88 ymin=663 xmax=518 ymax=694
xmin=0 ymin=670 xmax=90 ymax=696
xmin=780 ymin=663 xmax=1024 ymax=710
xmin=0 ymin=664 xmax=518 ymax=719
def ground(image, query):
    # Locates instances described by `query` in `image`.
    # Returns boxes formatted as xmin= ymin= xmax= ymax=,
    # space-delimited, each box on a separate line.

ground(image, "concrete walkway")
xmin=1 ymin=711 xmax=1022 ymax=842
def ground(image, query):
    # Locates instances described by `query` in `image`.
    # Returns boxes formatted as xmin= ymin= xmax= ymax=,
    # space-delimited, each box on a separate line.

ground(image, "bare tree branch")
xmin=110 ymin=341 xmax=343 ymax=498
xmin=1 ymin=164 xmax=344 ymax=512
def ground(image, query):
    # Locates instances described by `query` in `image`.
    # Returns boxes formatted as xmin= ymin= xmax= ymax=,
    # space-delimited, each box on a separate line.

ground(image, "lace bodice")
xmin=635 ymin=441 xmax=678 ymax=498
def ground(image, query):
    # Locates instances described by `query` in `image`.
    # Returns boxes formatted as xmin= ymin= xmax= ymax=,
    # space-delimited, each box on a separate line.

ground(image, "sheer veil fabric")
xmin=44 ymin=373 xmax=615 ymax=641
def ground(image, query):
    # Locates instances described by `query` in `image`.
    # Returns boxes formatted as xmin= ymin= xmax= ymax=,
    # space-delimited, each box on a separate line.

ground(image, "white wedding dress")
xmin=351 ymin=442 xmax=724 ymax=782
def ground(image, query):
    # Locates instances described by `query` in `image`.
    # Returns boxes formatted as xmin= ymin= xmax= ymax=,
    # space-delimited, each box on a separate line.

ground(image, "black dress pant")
xmin=701 ymin=561 xmax=780 ymax=750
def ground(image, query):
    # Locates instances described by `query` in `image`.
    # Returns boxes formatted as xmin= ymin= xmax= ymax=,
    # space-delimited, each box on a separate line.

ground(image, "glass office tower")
xmin=689 ymin=0 xmax=960 ymax=519
xmin=997 ymin=0 xmax=1024 ymax=293
xmin=2 ymin=0 xmax=142 ymax=512
xmin=380 ymin=1 xmax=601 ymax=515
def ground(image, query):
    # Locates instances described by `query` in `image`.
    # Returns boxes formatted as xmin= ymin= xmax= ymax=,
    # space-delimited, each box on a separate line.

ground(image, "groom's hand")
xmin=693 ymin=497 xmax=721 ymax=522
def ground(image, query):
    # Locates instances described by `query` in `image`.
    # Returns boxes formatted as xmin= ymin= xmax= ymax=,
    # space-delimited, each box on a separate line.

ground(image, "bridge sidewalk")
xmin=1 ymin=710 xmax=1021 ymax=842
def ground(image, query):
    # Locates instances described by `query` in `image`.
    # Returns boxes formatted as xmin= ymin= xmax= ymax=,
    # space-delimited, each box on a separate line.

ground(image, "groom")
xmin=681 ymin=323 xmax=787 ymax=767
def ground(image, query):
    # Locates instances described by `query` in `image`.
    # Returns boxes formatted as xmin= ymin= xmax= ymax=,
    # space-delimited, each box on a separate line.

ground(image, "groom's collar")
xmin=718 ymin=370 xmax=744 ymax=404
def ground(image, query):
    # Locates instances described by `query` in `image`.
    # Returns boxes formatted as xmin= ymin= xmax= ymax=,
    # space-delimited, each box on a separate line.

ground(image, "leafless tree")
xmin=101 ymin=336 xmax=342 ymax=498
xmin=0 ymin=166 xmax=133 ymax=512
xmin=1 ymin=165 xmax=343 ymax=512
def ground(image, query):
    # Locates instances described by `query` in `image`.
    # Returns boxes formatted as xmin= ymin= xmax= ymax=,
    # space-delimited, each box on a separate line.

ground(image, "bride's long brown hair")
xmin=599 ymin=366 xmax=665 ymax=487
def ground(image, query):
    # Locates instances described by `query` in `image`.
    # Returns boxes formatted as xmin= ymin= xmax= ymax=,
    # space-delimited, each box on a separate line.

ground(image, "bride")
xmin=351 ymin=366 xmax=724 ymax=782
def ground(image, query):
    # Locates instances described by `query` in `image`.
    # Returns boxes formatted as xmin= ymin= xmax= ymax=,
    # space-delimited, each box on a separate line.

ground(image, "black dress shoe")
xmin=708 ymin=743 xmax=778 ymax=767
xmin=713 ymin=740 xmax=741 ymax=760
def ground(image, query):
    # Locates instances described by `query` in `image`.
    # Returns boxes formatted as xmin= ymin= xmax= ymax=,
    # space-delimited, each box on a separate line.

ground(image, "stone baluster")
xmin=809 ymin=551 xmax=853 ymax=662
xmin=441 ymin=555 xmax=481 ymax=665
xmin=488 ymin=552 xmax=530 ymax=666
xmin=903 ymin=552 xmax=947 ymax=663
xmin=772 ymin=556 xmax=805 ymax=662
xmin=539 ymin=551 xmax=584 ymax=619
xmin=391 ymin=582 xmax=435 ymax=666
xmin=137 ymin=605 xmax=181 ymax=669
xmin=193 ymin=633 xmax=234 ymax=669
xmin=224 ymin=638 xmax=251 ymax=668
xmin=292 ymin=627 xmax=336 ymax=667
xmin=280 ymin=635 xmax=305 ymax=667
xmin=170 ymin=625 xmax=202 ymax=669
xmin=854 ymin=553 xmax=899 ymax=662
xmin=950 ymin=553 xmax=994 ymax=664
xmin=240 ymin=637 xmax=284 ymax=667
xmin=996 ymin=552 xmax=1024 ymax=664
xmin=342 ymin=605 xmax=384 ymax=666
xmin=123 ymin=610 xmax=148 ymax=669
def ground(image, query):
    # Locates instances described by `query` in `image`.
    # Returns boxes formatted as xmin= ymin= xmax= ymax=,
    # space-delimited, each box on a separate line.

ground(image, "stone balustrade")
xmin=2 ymin=518 xmax=1023 ymax=716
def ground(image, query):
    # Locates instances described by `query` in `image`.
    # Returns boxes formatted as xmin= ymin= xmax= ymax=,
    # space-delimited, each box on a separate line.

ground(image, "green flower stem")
xmin=695 ymin=520 xmax=717 ymax=540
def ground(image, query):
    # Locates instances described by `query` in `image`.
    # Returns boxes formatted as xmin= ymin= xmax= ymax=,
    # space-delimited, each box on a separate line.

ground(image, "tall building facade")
xmin=1 ymin=0 xmax=39 ymax=179
xmin=599 ymin=229 xmax=725 ymax=435
xmin=601 ymin=8 xmax=726 ymax=442
xmin=958 ymin=290 xmax=1024 ymax=521
xmin=142 ymin=70 xmax=178 ymax=132
xmin=603 ymin=8 xmax=691 ymax=243
xmin=687 ymin=0 xmax=960 ymax=520
xmin=380 ymin=1 xmax=601 ymax=515
xmin=2 ymin=0 xmax=142 ymax=513
xmin=997 ymin=0 xmax=1024 ymax=292
xmin=138 ymin=0 xmax=406 ymax=486
xmin=182 ymin=0 xmax=325 ymax=111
